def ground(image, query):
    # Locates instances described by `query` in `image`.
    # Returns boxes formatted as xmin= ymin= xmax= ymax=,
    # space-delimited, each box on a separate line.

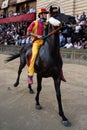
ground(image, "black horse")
xmin=6 ymin=11 xmax=76 ymax=127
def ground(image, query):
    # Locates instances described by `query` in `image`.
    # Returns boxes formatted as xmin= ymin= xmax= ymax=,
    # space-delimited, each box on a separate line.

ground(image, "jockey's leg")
xmin=28 ymin=40 xmax=43 ymax=84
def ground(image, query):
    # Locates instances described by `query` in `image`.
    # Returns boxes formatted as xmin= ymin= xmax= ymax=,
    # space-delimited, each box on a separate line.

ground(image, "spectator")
xmin=29 ymin=7 xmax=36 ymax=13
xmin=4 ymin=39 xmax=8 ymax=45
xmin=74 ymin=22 xmax=82 ymax=41
xmin=21 ymin=35 xmax=26 ymax=46
xmin=74 ymin=40 xmax=83 ymax=49
xmin=27 ymin=7 xmax=36 ymax=14
xmin=59 ymin=31 xmax=65 ymax=47
xmin=61 ymin=37 xmax=67 ymax=47
xmin=0 ymin=14 xmax=3 ymax=18
xmin=13 ymin=31 xmax=19 ymax=46
xmin=66 ymin=26 xmax=72 ymax=43
xmin=80 ymin=11 xmax=86 ymax=21
xmin=75 ymin=14 xmax=80 ymax=23
xmin=26 ymin=35 xmax=32 ymax=44
xmin=83 ymin=40 xmax=87 ymax=49
xmin=18 ymin=36 xmax=22 ymax=45
xmin=64 ymin=40 xmax=73 ymax=48
xmin=12 ymin=12 xmax=18 ymax=16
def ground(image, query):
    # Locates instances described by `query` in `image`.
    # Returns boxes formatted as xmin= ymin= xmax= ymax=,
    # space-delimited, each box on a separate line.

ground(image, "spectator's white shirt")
xmin=29 ymin=8 xmax=36 ymax=13
xmin=75 ymin=15 xmax=80 ymax=23
xmin=12 ymin=12 xmax=18 ymax=16
xmin=64 ymin=43 xmax=73 ymax=48
xmin=22 ymin=38 xmax=26 ymax=44
xmin=79 ymin=21 xmax=85 ymax=25
xmin=4 ymin=41 xmax=7 ymax=45
xmin=26 ymin=37 xmax=30 ymax=44
xmin=14 ymin=34 xmax=19 ymax=40
xmin=59 ymin=34 xmax=64 ymax=43
xmin=76 ymin=45 xmax=82 ymax=49
xmin=74 ymin=42 xmax=83 ymax=49
xmin=75 ymin=25 xmax=81 ymax=33
xmin=74 ymin=44 xmax=82 ymax=49
xmin=14 ymin=34 xmax=19 ymax=46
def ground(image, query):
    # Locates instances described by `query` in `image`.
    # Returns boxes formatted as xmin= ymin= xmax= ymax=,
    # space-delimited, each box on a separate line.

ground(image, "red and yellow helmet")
xmin=38 ymin=8 xmax=48 ymax=15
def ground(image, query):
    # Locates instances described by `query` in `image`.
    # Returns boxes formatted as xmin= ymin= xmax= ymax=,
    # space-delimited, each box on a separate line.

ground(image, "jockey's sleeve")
xmin=27 ymin=21 xmax=35 ymax=33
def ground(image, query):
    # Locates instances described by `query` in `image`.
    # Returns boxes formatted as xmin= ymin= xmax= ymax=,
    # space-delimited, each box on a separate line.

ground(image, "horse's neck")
xmin=48 ymin=32 xmax=60 ymax=55
xmin=54 ymin=32 xmax=60 ymax=51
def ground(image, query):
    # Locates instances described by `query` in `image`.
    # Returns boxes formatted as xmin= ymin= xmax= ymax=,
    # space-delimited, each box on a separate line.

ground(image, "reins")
xmin=29 ymin=24 xmax=62 ymax=41
xmin=47 ymin=25 xmax=62 ymax=36
xmin=42 ymin=24 xmax=62 ymax=40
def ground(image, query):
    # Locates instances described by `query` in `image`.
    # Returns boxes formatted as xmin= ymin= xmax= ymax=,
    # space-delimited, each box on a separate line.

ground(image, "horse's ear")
xmin=49 ymin=6 xmax=53 ymax=14
xmin=58 ymin=7 xmax=60 ymax=14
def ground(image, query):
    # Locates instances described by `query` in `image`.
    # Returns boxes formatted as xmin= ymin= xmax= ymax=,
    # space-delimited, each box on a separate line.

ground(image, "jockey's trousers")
xmin=28 ymin=39 xmax=44 ymax=77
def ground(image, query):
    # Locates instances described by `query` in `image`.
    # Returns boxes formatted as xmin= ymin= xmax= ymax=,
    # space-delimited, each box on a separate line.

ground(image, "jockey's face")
xmin=39 ymin=12 xmax=47 ymax=20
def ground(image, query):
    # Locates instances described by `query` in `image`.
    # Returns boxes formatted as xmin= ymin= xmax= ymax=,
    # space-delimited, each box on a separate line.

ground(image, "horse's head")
xmin=52 ymin=13 xmax=76 ymax=25
xmin=49 ymin=6 xmax=76 ymax=25
xmin=47 ymin=6 xmax=76 ymax=32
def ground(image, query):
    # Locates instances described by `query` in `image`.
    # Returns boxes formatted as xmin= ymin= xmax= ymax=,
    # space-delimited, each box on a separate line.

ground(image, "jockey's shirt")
xmin=27 ymin=19 xmax=45 ymax=40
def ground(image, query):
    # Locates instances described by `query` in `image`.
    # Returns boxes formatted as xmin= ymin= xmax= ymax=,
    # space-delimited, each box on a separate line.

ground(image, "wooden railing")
xmin=61 ymin=48 xmax=87 ymax=65
xmin=0 ymin=45 xmax=87 ymax=65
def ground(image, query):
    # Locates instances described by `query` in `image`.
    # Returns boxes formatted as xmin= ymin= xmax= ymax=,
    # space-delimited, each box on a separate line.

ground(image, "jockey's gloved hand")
xmin=42 ymin=35 xmax=48 ymax=40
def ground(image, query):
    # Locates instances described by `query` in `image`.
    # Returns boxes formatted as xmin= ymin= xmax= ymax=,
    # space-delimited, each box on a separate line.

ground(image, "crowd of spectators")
xmin=0 ymin=21 xmax=30 ymax=46
xmin=0 ymin=11 xmax=87 ymax=49
xmin=59 ymin=11 xmax=87 ymax=49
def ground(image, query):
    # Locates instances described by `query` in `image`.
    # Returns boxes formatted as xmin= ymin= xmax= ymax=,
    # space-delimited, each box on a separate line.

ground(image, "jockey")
xmin=27 ymin=7 xmax=66 ymax=85
xmin=27 ymin=7 xmax=49 ymax=84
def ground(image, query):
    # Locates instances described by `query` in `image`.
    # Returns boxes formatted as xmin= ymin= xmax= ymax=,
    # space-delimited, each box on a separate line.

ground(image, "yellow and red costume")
xmin=27 ymin=19 xmax=45 ymax=77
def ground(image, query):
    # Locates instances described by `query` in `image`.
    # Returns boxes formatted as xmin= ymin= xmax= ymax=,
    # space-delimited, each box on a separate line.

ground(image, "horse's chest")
xmin=35 ymin=45 xmax=53 ymax=72
xmin=34 ymin=41 xmax=62 ymax=75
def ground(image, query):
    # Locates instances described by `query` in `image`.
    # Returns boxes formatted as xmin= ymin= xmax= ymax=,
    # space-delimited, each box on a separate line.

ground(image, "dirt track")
xmin=0 ymin=54 xmax=87 ymax=130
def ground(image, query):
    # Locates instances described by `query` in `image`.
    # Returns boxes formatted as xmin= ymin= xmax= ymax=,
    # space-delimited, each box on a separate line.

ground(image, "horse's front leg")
xmin=35 ymin=74 xmax=42 ymax=110
xmin=28 ymin=84 xmax=34 ymax=94
xmin=53 ymin=78 xmax=71 ymax=127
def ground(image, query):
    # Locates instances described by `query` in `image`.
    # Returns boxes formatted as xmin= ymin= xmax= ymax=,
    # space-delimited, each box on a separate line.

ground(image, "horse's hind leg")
xmin=14 ymin=62 xmax=26 ymax=87
xmin=35 ymin=74 xmax=42 ymax=109
xmin=53 ymin=78 xmax=71 ymax=127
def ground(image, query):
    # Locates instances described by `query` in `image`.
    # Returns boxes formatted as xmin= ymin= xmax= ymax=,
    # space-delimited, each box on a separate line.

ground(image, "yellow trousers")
xmin=28 ymin=39 xmax=44 ymax=76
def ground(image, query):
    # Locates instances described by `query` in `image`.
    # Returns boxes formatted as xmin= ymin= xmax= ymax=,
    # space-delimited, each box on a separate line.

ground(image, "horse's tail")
xmin=5 ymin=53 xmax=20 ymax=62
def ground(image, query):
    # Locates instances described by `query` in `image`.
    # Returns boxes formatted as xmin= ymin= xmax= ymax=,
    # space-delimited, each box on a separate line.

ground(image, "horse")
xmin=6 ymin=11 xmax=76 ymax=127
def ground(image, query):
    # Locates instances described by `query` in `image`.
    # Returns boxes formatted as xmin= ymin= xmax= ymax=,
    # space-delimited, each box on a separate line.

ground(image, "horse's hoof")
xmin=62 ymin=120 xmax=71 ymax=127
xmin=29 ymin=90 xmax=34 ymax=94
xmin=35 ymin=105 xmax=42 ymax=110
xmin=14 ymin=83 xmax=18 ymax=87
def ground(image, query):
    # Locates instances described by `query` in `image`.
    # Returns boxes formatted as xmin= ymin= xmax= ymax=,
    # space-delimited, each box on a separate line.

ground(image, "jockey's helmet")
xmin=38 ymin=8 xmax=48 ymax=15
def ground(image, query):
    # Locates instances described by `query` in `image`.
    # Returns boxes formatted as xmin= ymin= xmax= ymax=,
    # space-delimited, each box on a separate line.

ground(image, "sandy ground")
xmin=0 ymin=54 xmax=87 ymax=130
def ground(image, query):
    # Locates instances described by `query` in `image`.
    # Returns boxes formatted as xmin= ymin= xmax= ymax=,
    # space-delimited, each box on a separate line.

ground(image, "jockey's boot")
xmin=28 ymin=76 xmax=33 ymax=85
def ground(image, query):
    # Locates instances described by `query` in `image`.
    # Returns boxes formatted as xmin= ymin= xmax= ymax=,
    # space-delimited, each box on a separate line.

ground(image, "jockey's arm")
xmin=29 ymin=32 xmax=42 ymax=39
xmin=27 ymin=21 xmax=42 ymax=39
